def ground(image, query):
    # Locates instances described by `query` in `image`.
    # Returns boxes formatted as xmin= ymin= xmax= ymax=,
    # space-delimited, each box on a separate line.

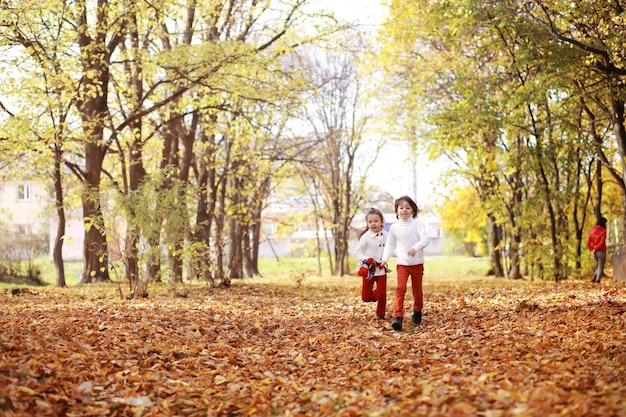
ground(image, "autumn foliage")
xmin=1 ymin=277 xmax=625 ymax=416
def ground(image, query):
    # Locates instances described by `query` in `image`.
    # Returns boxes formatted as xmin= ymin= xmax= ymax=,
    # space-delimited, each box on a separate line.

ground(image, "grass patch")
xmin=254 ymin=255 xmax=500 ymax=294
xmin=36 ymin=259 xmax=83 ymax=286
xmin=426 ymin=255 xmax=490 ymax=277
xmin=16 ymin=255 xmax=534 ymax=294
xmin=258 ymin=255 xmax=491 ymax=278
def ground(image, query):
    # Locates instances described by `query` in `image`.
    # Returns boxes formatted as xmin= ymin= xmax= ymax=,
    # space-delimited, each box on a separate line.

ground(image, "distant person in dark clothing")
xmin=587 ymin=216 xmax=607 ymax=283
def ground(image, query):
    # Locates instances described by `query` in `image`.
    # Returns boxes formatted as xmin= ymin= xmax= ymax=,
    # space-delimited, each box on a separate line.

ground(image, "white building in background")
xmin=0 ymin=180 xmax=49 ymax=235
xmin=0 ymin=180 xmax=83 ymax=261
xmin=2 ymin=179 xmax=445 ymax=262
xmin=0 ymin=180 xmax=50 ymax=260
xmin=48 ymin=208 xmax=83 ymax=261
xmin=258 ymin=207 xmax=445 ymax=259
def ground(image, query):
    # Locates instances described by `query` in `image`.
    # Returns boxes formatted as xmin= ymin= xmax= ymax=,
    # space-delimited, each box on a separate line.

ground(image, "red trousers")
xmin=394 ymin=264 xmax=424 ymax=318
xmin=362 ymin=274 xmax=387 ymax=319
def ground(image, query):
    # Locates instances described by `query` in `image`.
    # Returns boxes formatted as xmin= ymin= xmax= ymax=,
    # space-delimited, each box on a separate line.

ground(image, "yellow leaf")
xmin=489 ymin=389 xmax=511 ymax=401
xmin=452 ymin=402 xmax=477 ymax=414
xmin=18 ymin=386 xmax=36 ymax=395
xmin=478 ymin=372 xmax=498 ymax=382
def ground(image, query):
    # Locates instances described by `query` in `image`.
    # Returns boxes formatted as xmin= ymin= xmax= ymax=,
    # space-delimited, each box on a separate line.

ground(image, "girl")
xmin=354 ymin=208 xmax=388 ymax=320
xmin=380 ymin=196 xmax=430 ymax=331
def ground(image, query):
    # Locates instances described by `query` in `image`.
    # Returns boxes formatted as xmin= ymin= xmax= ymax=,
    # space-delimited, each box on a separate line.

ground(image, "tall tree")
xmin=520 ymin=0 xmax=626 ymax=237
xmin=295 ymin=45 xmax=373 ymax=276
xmin=71 ymin=0 xmax=130 ymax=282
xmin=378 ymin=0 xmax=622 ymax=280
xmin=0 ymin=0 xmax=84 ymax=286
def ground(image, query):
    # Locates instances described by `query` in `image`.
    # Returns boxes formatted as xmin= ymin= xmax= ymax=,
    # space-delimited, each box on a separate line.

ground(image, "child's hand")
xmin=407 ymin=248 xmax=417 ymax=257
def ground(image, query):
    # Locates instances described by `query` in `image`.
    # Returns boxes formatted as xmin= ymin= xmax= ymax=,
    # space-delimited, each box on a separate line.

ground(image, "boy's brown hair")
xmin=394 ymin=196 xmax=419 ymax=219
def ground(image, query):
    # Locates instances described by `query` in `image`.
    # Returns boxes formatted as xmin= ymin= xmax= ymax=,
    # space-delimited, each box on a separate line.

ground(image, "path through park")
xmin=1 ymin=278 xmax=625 ymax=416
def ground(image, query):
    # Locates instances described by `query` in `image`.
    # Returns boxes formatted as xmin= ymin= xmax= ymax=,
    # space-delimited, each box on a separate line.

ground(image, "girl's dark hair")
xmin=395 ymin=195 xmax=419 ymax=219
xmin=358 ymin=208 xmax=385 ymax=239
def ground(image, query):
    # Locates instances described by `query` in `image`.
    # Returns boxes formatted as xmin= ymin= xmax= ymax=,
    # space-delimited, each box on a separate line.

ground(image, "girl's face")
xmin=397 ymin=200 xmax=414 ymax=220
xmin=367 ymin=214 xmax=383 ymax=233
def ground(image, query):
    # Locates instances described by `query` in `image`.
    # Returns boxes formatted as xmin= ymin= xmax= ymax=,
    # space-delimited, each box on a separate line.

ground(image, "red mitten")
xmin=358 ymin=265 xmax=369 ymax=277
xmin=358 ymin=258 xmax=375 ymax=277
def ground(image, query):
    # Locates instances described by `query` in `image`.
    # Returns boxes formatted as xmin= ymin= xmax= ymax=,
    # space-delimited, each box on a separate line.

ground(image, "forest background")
xmin=1 ymin=0 xmax=626 ymax=291
xmin=1 ymin=1 xmax=626 ymax=416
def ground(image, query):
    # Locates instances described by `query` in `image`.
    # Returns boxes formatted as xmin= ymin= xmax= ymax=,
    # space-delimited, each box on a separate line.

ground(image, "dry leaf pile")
xmin=1 ymin=279 xmax=625 ymax=417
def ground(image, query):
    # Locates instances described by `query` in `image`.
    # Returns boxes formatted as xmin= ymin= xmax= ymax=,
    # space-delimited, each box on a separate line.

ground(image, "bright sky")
xmin=371 ymin=143 xmax=447 ymax=209
xmin=313 ymin=0 xmax=388 ymax=26
xmin=311 ymin=0 xmax=448 ymax=209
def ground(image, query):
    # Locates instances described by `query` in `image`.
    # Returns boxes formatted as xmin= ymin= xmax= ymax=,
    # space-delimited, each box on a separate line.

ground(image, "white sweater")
xmin=354 ymin=229 xmax=388 ymax=277
xmin=382 ymin=217 xmax=430 ymax=266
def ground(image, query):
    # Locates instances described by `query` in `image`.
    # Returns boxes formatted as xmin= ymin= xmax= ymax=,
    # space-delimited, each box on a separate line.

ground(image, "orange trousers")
xmin=394 ymin=264 xmax=424 ymax=318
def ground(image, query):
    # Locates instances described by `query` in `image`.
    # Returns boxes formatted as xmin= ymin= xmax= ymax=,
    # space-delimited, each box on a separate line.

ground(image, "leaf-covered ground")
xmin=1 ymin=277 xmax=625 ymax=417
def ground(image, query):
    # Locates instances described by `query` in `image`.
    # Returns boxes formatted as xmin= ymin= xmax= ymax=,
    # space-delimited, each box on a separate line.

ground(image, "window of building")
xmin=17 ymin=184 xmax=30 ymax=201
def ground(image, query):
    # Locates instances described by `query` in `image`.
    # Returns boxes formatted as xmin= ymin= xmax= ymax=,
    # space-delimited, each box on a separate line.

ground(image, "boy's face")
xmin=397 ymin=201 xmax=414 ymax=220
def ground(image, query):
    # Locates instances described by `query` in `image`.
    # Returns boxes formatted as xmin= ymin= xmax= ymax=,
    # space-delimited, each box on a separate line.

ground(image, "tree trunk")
xmin=611 ymin=98 xmax=626 ymax=241
xmin=76 ymin=1 xmax=119 ymax=283
xmin=249 ymin=220 xmax=261 ymax=276
xmin=160 ymin=116 xmax=195 ymax=284
xmin=331 ymin=205 xmax=342 ymax=276
xmin=125 ymin=117 xmax=146 ymax=291
xmin=506 ymin=181 xmax=523 ymax=280
xmin=194 ymin=165 xmax=214 ymax=284
xmin=508 ymin=229 xmax=523 ymax=280
xmin=146 ymin=235 xmax=162 ymax=283
xmin=229 ymin=212 xmax=243 ymax=279
xmin=123 ymin=19 xmax=147 ymax=293
xmin=52 ymin=143 xmax=66 ymax=288
xmin=80 ymin=147 xmax=109 ymax=283
xmin=533 ymin=137 xmax=564 ymax=281
xmin=487 ymin=214 xmax=504 ymax=276
xmin=244 ymin=176 xmax=269 ymax=277
xmin=595 ymin=159 xmax=603 ymax=219
xmin=215 ymin=166 xmax=229 ymax=286
xmin=243 ymin=224 xmax=255 ymax=277
xmin=336 ymin=221 xmax=350 ymax=276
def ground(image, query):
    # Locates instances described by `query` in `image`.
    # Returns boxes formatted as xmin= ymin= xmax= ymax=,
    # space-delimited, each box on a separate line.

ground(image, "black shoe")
xmin=412 ymin=310 xmax=422 ymax=325
xmin=391 ymin=317 xmax=403 ymax=331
